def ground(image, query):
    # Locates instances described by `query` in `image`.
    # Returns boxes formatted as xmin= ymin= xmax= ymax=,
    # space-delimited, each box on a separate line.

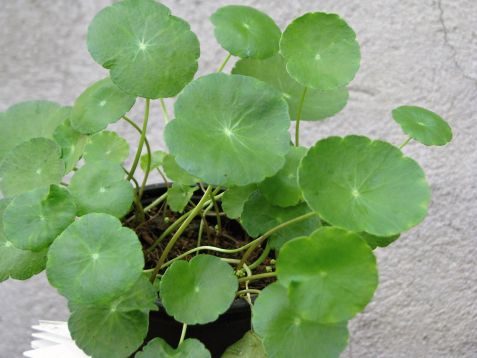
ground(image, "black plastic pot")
xmin=142 ymin=184 xmax=253 ymax=357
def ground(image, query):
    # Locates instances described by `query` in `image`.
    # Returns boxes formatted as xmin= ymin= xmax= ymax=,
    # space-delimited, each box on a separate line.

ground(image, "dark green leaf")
xmin=84 ymin=130 xmax=129 ymax=164
xmin=277 ymin=227 xmax=378 ymax=323
xmin=211 ymin=5 xmax=281 ymax=59
xmin=3 ymin=185 xmax=76 ymax=251
xmin=392 ymin=106 xmax=452 ymax=146
xmin=87 ymin=0 xmax=200 ymax=98
xmin=69 ymin=160 xmax=134 ymax=218
xmin=70 ymin=77 xmax=136 ymax=134
xmin=136 ymin=337 xmax=210 ymax=358
xmin=163 ymin=154 xmax=198 ymax=186
xmin=0 ymin=138 xmax=65 ymax=197
xmin=53 ymin=119 xmax=88 ymax=173
xmin=69 ymin=275 xmax=157 ymax=358
xmin=0 ymin=101 xmax=68 ymax=162
xmin=299 ymin=135 xmax=430 ymax=236
xmin=233 ymin=55 xmax=349 ymax=120
xmin=167 ymin=183 xmax=197 ymax=213
xmin=47 ymin=213 xmax=144 ymax=303
xmin=160 ymin=254 xmax=238 ymax=324
xmin=241 ymin=191 xmax=320 ymax=249
xmin=0 ymin=199 xmax=47 ymax=282
xmin=280 ymin=13 xmax=360 ymax=90
xmin=165 ymin=73 xmax=290 ymax=186
xmin=221 ymin=184 xmax=256 ymax=219
xmin=259 ymin=146 xmax=307 ymax=207
xmin=252 ymin=283 xmax=349 ymax=358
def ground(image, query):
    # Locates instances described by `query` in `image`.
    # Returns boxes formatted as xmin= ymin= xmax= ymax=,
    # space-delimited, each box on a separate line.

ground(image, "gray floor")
xmin=0 ymin=0 xmax=476 ymax=357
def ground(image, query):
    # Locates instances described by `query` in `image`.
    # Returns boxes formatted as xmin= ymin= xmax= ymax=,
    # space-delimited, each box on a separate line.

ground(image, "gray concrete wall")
xmin=0 ymin=0 xmax=476 ymax=357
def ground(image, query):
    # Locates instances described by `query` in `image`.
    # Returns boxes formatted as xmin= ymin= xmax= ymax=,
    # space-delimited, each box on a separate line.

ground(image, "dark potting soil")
xmin=125 ymin=200 xmax=275 ymax=290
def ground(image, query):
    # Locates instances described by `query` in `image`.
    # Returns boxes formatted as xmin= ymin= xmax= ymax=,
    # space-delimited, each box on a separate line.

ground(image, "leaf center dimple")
xmin=99 ymin=187 xmax=106 ymax=193
xmin=91 ymin=253 xmax=100 ymax=261
xmin=99 ymin=100 xmax=107 ymax=107
xmin=351 ymin=188 xmax=360 ymax=198
xmin=36 ymin=168 xmax=42 ymax=175
xmin=4 ymin=241 xmax=13 ymax=248
xmin=314 ymin=52 xmax=321 ymax=61
xmin=224 ymin=128 xmax=234 ymax=137
xmin=138 ymin=40 xmax=148 ymax=51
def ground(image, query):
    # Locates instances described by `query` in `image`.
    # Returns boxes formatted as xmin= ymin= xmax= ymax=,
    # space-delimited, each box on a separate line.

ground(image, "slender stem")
xmin=128 ymin=99 xmax=150 ymax=181
xmin=146 ymin=210 xmax=190 ymax=252
xmin=144 ymin=192 xmax=168 ymax=213
xmin=150 ymin=186 xmax=213 ymax=282
xmin=236 ymin=289 xmax=261 ymax=296
xmin=238 ymin=272 xmax=276 ymax=283
xmin=217 ymin=53 xmax=232 ymax=72
xmin=178 ymin=323 xmax=187 ymax=346
xmin=159 ymin=99 xmax=170 ymax=123
xmin=295 ymin=87 xmax=308 ymax=147
xmin=210 ymin=192 xmax=222 ymax=233
xmin=248 ymin=241 xmax=271 ymax=271
xmin=399 ymin=136 xmax=412 ymax=149
xmin=238 ymin=212 xmax=317 ymax=269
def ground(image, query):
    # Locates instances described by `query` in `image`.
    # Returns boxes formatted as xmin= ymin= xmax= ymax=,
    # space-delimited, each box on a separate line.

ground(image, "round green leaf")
xmin=140 ymin=150 xmax=167 ymax=172
xmin=359 ymin=232 xmax=400 ymax=249
xmin=280 ymin=13 xmax=360 ymax=90
xmin=221 ymin=184 xmax=256 ymax=219
xmin=222 ymin=331 xmax=267 ymax=358
xmin=136 ymin=338 xmax=210 ymax=358
xmin=259 ymin=146 xmax=307 ymax=207
xmin=160 ymin=254 xmax=238 ymax=324
xmin=277 ymin=227 xmax=378 ymax=323
xmin=167 ymin=183 xmax=197 ymax=213
xmin=241 ymin=191 xmax=320 ymax=249
xmin=69 ymin=160 xmax=134 ymax=218
xmin=0 ymin=101 xmax=68 ymax=161
xmin=47 ymin=213 xmax=144 ymax=303
xmin=162 ymin=154 xmax=198 ymax=186
xmin=53 ymin=119 xmax=88 ymax=173
xmin=83 ymin=130 xmax=129 ymax=163
xmin=87 ymin=0 xmax=200 ymax=99
xmin=233 ymin=55 xmax=349 ymax=120
xmin=299 ymin=135 xmax=431 ymax=236
xmin=210 ymin=5 xmax=281 ymax=59
xmin=0 ymin=138 xmax=65 ymax=197
xmin=69 ymin=275 xmax=157 ymax=358
xmin=0 ymin=199 xmax=47 ymax=282
xmin=252 ymin=283 xmax=349 ymax=358
xmin=3 ymin=185 xmax=76 ymax=251
xmin=165 ymin=73 xmax=291 ymax=186
xmin=392 ymin=106 xmax=452 ymax=146
xmin=70 ymin=78 xmax=136 ymax=134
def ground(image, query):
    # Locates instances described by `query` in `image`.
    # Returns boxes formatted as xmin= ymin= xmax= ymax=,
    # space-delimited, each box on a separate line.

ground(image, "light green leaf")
xmin=221 ymin=184 xmax=256 ymax=219
xmin=140 ymin=150 xmax=167 ymax=172
xmin=241 ymin=191 xmax=320 ymax=249
xmin=163 ymin=154 xmax=198 ymax=186
xmin=165 ymin=73 xmax=290 ymax=186
xmin=222 ymin=331 xmax=267 ymax=358
xmin=53 ymin=119 xmax=88 ymax=173
xmin=358 ymin=232 xmax=400 ymax=249
xmin=84 ymin=130 xmax=129 ymax=163
xmin=0 ymin=101 xmax=68 ymax=162
xmin=69 ymin=160 xmax=134 ymax=218
xmin=167 ymin=183 xmax=197 ymax=213
xmin=70 ymin=77 xmax=136 ymax=134
xmin=233 ymin=55 xmax=349 ymax=121
xmin=299 ymin=135 xmax=431 ymax=236
xmin=252 ymin=283 xmax=349 ymax=358
xmin=277 ymin=227 xmax=378 ymax=323
xmin=87 ymin=0 xmax=200 ymax=99
xmin=3 ymin=185 xmax=76 ymax=251
xmin=211 ymin=5 xmax=281 ymax=59
xmin=259 ymin=146 xmax=307 ymax=207
xmin=136 ymin=337 xmax=210 ymax=358
xmin=47 ymin=213 xmax=144 ymax=304
xmin=0 ymin=138 xmax=65 ymax=197
xmin=160 ymin=254 xmax=238 ymax=324
xmin=69 ymin=275 xmax=157 ymax=358
xmin=0 ymin=199 xmax=47 ymax=282
xmin=392 ymin=106 xmax=452 ymax=146
xmin=280 ymin=13 xmax=360 ymax=90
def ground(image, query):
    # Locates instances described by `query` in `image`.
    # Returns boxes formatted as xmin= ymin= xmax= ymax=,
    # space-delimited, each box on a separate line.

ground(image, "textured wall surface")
xmin=0 ymin=0 xmax=476 ymax=357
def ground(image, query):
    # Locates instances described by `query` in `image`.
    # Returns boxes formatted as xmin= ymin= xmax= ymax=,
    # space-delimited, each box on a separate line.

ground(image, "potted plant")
xmin=0 ymin=0 xmax=453 ymax=357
